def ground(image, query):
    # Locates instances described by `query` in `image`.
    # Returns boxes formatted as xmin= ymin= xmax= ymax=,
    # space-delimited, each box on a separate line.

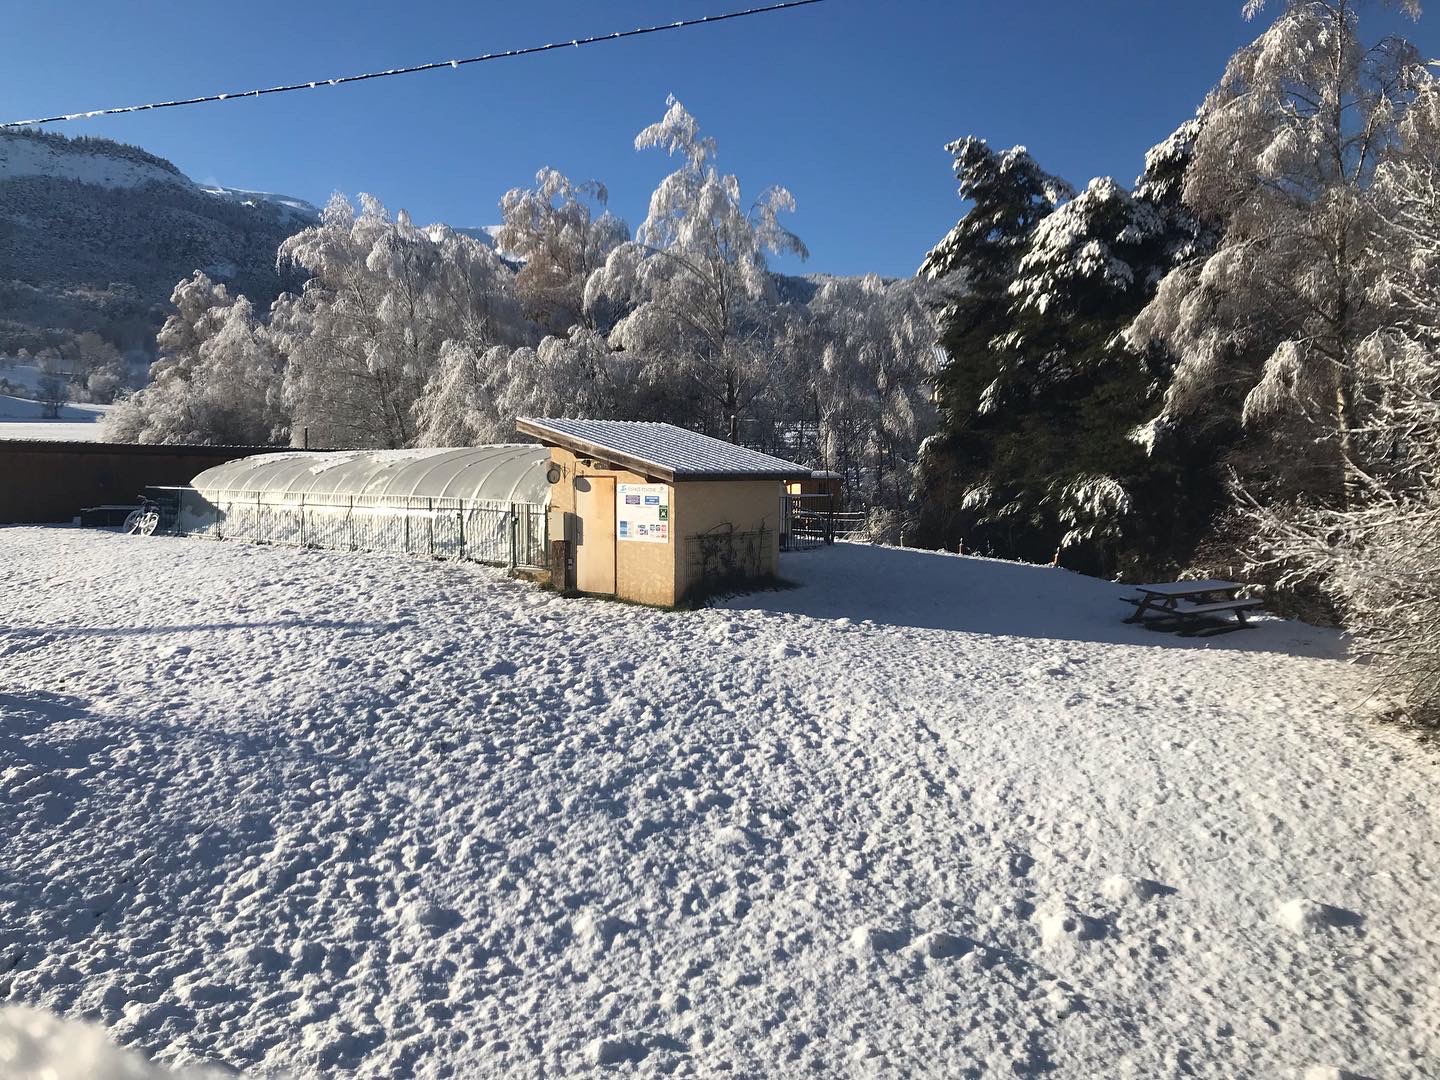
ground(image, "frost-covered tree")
xmin=414 ymin=329 xmax=647 ymax=447
xmin=412 ymin=341 xmax=511 ymax=447
xmin=36 ymin=359 xmax=67 ymax=419
xmin=1129 ymin=0 xmax=1425 ymax=505
xmin=1249 ymin=72 xmax=1440 ymax=726
xmin=789 ymin=275 xmax=939 ymax=536
xmin=101 ymin=272 xmax=287 ymax=445
xmin=274 ymin=194 xmax=524 ymax=449
xmin=57 ymin=331 xmax=127 ymax=404
xmin=584 ymin=96 xmax=807 ymax=439
xmin=497 ymin=329 xmax=647 ymax=428
xmin=496 ymin=168 xmax=628 ymax=335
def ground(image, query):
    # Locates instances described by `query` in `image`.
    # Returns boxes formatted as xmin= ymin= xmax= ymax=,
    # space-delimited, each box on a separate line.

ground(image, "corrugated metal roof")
xmin=190 ymin=446 xmax=551 ymax=504
xmin=515 ymin=418 xmax=809 ymax=481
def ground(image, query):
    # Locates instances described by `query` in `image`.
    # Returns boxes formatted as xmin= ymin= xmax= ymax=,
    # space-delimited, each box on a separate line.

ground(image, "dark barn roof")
xmin=515 ymin=418 xmax=810 ymax=483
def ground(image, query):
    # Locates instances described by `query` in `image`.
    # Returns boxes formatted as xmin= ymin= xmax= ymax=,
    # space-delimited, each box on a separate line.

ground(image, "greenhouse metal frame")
xmin=161 ymin=445 xmax=553 ymax=569
xmin=167 ymin=488 xmax=548 ymax=568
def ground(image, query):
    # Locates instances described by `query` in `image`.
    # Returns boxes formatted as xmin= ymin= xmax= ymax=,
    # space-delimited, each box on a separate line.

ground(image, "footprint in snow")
xmin=1276 ymin=898 xmax=1364 ymax=934
xmin=1035 ymin=905 xmax=1107 ymax=946
xmin=713 ymin=825 xmax=760 ymax=852
xmin=1101 ymin=875 xmax=1175 ymax=903
xmin=585 ymin=1037 xmax=648 ymax=1066
xmin=911 ymin=931 xmax=973 ymax=960
xmin=849 ymin=924 xmax=908 ymax=956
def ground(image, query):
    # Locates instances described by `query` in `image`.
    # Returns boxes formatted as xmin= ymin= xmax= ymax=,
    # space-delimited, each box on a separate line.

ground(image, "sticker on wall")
xmin=616 ymin=483 xmax=670 ymax=543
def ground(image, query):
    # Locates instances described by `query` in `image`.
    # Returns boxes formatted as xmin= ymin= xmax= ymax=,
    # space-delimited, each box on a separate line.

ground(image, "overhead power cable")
xmin=0 ymin=0 xmax=825 ymax=129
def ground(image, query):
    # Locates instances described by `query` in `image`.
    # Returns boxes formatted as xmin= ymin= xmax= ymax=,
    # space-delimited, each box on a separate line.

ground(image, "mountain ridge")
xmin=0 ymin=128 xmax=314 ymax=364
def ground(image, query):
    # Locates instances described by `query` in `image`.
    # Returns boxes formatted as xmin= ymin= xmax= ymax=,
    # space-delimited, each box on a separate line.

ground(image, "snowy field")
xmin=0 ymin=393 xmax=110 ymax=442
xmin=1 ymin=528 xmax=1437 ymax=1078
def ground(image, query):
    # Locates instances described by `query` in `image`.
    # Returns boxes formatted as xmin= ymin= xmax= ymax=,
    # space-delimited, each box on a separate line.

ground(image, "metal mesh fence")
xmin=164 ymin=487 xmax=548 ymax=569
xmin=780 ymin=493 xmax=866 ymax=550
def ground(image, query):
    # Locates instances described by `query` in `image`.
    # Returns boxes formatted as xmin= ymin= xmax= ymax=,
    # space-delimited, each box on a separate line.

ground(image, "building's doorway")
xmin=573 ymin=475 xmax=616 ymax=595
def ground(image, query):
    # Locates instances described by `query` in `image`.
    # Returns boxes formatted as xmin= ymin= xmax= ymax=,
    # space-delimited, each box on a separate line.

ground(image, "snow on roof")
xmin=190 ymin=445 xmax=551 ymax=504
xmin=515 ymin=418 xmax=809 ymax=482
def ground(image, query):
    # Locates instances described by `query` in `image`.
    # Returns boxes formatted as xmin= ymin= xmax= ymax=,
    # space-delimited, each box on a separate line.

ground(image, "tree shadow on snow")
xmin=726 ymin=543 xmax=1345 ymax=659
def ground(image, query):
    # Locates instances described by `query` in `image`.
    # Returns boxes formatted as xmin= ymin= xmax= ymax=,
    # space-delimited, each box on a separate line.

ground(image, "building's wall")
xmin=545 ymin=447 xmax=785 ymax=606
xmin=0 ymin=441 xmax=288 ymax=525
xmin=674 ymin=479 xmax=784 ymax=601
xmin=546 ymin=447 xmax=681 ymax=606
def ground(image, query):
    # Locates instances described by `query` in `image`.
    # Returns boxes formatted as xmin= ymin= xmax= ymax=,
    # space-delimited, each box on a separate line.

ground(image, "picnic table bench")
xmin=1122 ymin=579 xmax=1263 ymax=635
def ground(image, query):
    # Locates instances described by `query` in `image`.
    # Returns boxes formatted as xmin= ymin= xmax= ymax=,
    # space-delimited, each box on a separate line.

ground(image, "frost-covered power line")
xmin=0 ymin=0 xmax=825 ymax=129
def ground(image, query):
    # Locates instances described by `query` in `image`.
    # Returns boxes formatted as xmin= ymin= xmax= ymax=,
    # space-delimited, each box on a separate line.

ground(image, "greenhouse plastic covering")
xmin=190 ymin=445 xmax=552 ymax=505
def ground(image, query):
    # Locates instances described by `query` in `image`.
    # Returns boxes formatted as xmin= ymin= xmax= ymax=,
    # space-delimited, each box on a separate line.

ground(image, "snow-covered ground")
xmin=1 ymin=529 xmax=1435 ymax=1078
xmin=0 ymin=393 xmax=110 ymax=442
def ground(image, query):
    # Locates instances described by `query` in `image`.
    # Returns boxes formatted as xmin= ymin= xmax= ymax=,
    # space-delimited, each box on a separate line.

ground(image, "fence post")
xmin=510 ymin=510 xmax=518 ymax=568
xmin=299 ymin=493 xmax=306 ymax=548
xmin=349 ymin=496 xmax=355 ymax=551
xmin=428 ymin=498 xmax=434 ymax=558
xmin=459 ymin=504 xmax=466 ymax=560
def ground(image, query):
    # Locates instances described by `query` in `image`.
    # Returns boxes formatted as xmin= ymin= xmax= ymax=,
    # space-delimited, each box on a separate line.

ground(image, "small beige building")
xmin=516 ymin=417 xmax=810 ymax=606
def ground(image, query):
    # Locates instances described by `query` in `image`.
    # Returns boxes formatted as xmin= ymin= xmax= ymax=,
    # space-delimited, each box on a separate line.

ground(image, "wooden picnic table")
xmin=1123 ymin=579 xmax=1264 ymax=634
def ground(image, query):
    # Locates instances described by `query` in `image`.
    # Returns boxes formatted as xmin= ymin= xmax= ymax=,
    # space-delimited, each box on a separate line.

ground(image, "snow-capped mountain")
xmin=0 ymin=130 xmax=189 ymax=190
xmin=0 ymin=128 xmax=314 ymax=362
xmin=197 ymin=185 xmax=321 ymax=227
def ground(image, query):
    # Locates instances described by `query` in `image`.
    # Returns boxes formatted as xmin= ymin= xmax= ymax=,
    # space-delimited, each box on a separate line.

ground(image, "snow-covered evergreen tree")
xmin=913 ymin=139 xmax=1072 ymax=551
xmin=914 ymin=129 xmax=1210 ymax=572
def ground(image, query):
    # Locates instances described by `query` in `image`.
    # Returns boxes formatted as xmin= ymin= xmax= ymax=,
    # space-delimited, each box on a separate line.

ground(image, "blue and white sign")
xmin=616 ymin=483 xmax=669 ymax=544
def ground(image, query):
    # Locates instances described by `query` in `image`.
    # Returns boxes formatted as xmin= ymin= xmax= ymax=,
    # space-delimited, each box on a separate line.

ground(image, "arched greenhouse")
xmin=174 ymin=446 xmax=551 ymax=567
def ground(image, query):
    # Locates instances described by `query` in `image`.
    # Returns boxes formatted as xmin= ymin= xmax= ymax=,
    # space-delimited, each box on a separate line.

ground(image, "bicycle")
xmin=123 ymin=496 xmax=162 ymax=536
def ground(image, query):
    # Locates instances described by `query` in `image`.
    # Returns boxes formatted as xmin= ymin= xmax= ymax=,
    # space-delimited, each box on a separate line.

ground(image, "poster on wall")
xmin=616 ymin=483 xmax=670 ymax=543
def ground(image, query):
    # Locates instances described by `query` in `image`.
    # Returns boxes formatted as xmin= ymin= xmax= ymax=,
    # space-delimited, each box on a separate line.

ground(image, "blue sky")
xmin=4 ymin=1 xmax=1437 ymax=278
